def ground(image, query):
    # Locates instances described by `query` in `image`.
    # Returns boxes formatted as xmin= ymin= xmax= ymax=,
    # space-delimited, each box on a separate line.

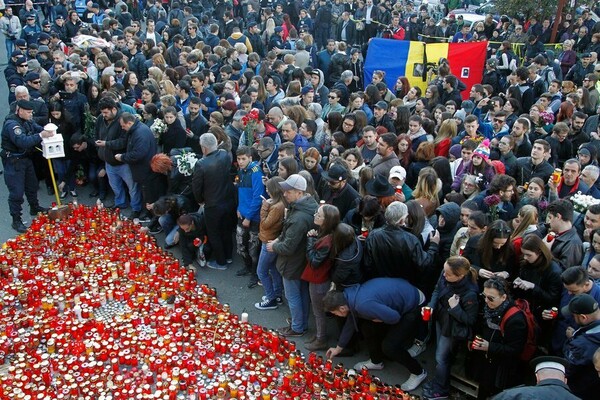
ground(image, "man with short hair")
xmin=370 ymin=132 xmax=400 ymax=180
xmin=546 ymin=266 xmax=600 ymax=354
xmin=165 ymin=34 xmax=184 ymax=67
xmin=323 ymin=276 xmax=429 ymax=391
xmin=95 ymin=98 xmax=141 ymax=214
xmin=280 ymin=120 xmax=309 ymax=156
xmin=441 ymin=75 xmax=463 ymax=105
xmin=319 ymin=163 xmax=360 ymax=218
xmin=126 ymin=37 xmax=147 ymax=80
xmin=192 ymin=133 xmax=237 ymax=270
xmin=544 ymin=199 xmax=584 ymax=270
xmin=581 ymin=165 xmax=600 ymax=199
xmin=358 ymin=126 xmax=378 ymax=165
xmin=265 ymin=75 xmax=285 ymax=111
xmin=267 ymin=174 xmax=318 ymax=336
xmin=370 ymin=101 xmax=396 ymax=133
xmin=184 ymin=97 xmax=208 ymax=154
xmin=1 ymin=100 xmax=52 ymax=232
xmin=511 ymin=117 xmax=533 ymax=158
xmin=0 ymin=7 xmax=22 ymax=57
xmin=475 ymin=174 xmax=517 ymax=221
xmin=514 ymin=139 xmax=554 ymax=186
xmin=569 ymin=112 xmax=590 ymax=151
xmin=115 ymin=112 xmax=158 ymax=220
xmin=562 ymin=294 xmax=600 ymax=399
xmin=548 ymin=158 xmax=589 ymax=201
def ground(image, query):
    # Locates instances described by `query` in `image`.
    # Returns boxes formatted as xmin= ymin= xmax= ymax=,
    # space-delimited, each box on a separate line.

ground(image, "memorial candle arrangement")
xmin=0 ymin=204 xmax=417 ymax=399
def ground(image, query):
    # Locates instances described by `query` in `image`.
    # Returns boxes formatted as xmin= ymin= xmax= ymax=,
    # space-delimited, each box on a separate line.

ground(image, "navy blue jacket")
xmin=121 ymin=120 xmax=157 ymax=183
xmin=337 ymin=278 xmax=421 ymax=348
xmin=564 ymin=319 xmax=600 ymax=400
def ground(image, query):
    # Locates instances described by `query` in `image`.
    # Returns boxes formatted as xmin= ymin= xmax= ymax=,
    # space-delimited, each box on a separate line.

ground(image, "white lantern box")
xmin=42 ymin=123 xmax=65 ymax=159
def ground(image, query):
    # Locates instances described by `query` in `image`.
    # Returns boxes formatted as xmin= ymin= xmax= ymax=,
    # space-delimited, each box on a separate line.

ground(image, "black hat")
xmin=16 ymin=57 xmax=28 ymax=66
xmin=529 ymin=356 xmax=569 ymax=374
xmin=24 ymin=72 xmax=40 ymax=82
xmin=56 ymin=15 xmax=65 ymax=20
xmin=26 ymin=14 xmax=36 ymax=20
xmin=321 ymin=164 xmax=348 ymax=182
xmin=39 ymin=33 xmax=51 ymax=41
xmin=365 ymin=175 xmax=395 ymax=197
xmin=374 ymin=100 xmax=388 ymax=110
xmin=28 ymin=43 xmax=38 ymax=50
xmin=248 ymin=22 xmax=257 ymax=28
xmin=16 ymin=100 xmax=35 ymax=110
xmin=562 ymin=293 xmax=599 ymax=317
xmin=11 ymin=50 xmax=22 ymax=58
xmin=15 ymin=39 xmax=27 ymax=47
xmin=43 ymin=20 xmax=51 ymax=27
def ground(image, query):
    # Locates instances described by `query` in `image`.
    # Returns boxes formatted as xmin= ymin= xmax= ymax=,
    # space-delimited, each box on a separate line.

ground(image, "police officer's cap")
xmin=15 ymin=39 xmax=27 ymax=47
xmin=16 ymin=57 xmax=28 ymax=66
xmin=56 ymin=15 xmax=64 ymax=21
xmin=16 ymin=100 xmax=35 ymax=110
xmin=25 ymin=72 xmax=40 ymax=82
xmin=11 ymin=50 xmax=22 ymax=58
xmin=529 ymin=356 xmax=568 ymax=374
xmin=26 ymin=14 xmax=36 ymax=20
xmin=39 ymin=33 xmax=51 ymax=41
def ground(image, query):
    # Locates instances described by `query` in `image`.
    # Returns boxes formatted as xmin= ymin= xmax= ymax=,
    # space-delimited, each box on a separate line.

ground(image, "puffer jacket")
xmin=273 ymin=195 xmax=319 ymax=280
xmin=258 ymin=200 xmax=285 ymax=243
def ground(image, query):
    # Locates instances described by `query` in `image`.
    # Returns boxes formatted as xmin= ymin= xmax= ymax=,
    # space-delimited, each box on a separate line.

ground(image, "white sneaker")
xmin=353 ymin=359 xmax=384 ymax=370
xmin=401 ymin=370 xmax=428 ymax=392
xmin=407 ymin=340 xmax=427 ymax=358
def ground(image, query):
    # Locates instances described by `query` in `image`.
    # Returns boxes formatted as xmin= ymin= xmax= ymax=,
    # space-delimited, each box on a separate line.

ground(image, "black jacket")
xmin=95 ymin=110 xmax=126 ymax=166
xmin=514 ymin=157 xmax=554 ymax=186
xmin=128 ymin=51 xmax=148 ymax=81
xmin=178 ymin=211 xmax=207 ymax=265
xmin=161 ymin=119 xmax=187 ymax=156
xmin=121 ymin=120 xmax=157 ymax=183
xmin=192 ymin=149 xmax=236 ymax=208
xmin=364 ymin=224 xmax=439 ymax=285
xmin=332 ymin=237 xmax=363 ymax=287
xmin=337 ymin=19 xmax=356 ymax=44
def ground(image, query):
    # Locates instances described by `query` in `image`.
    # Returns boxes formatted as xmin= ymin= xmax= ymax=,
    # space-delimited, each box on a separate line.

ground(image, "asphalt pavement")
xmin=0 ymin=42 xmax=449 ymax=396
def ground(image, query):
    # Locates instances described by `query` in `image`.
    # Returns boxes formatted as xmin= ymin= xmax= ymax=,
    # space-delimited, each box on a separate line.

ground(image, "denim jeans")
xmin=257 ymin=243 xmax=282 ymax=301
xmin=282 ymin=278 xmax=310 ymax=333
xmin=105 ymin=163 xmax=141 ymax=211
xmin=5 ymin=38 xmax=14 ymax=58
xmin=433 ymin=322 xmax=457 ymax=393
xmin=52 ymin=158 xmax=75 ymax=191
xmin=159 ymin=214 xmax=179 ymax=246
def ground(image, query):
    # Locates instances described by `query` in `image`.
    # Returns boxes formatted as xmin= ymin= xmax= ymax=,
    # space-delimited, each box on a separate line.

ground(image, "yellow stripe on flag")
xmin=405 ymin=42 xmax=425 ymax=91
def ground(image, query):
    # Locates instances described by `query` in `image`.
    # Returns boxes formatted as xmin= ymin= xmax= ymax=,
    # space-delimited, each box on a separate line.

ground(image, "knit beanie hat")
xmin=449 ymin=144 xmax=462 ymax=160
xmin=473 ymin=139 xmax=490 ymax=161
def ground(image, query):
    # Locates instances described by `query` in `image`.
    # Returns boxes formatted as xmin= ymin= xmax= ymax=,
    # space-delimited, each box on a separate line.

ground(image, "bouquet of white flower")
xmin=174 ymin=150 xmax=199 ymax=177
xmin=571 ymin=191 xmax=600 ymax=214
xmin=150 ymin=118 xmax=167 ymax=140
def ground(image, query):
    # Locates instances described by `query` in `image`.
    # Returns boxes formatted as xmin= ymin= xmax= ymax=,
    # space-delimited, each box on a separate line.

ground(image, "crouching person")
xmin=324 ymin=277 xmax=429 ymax=392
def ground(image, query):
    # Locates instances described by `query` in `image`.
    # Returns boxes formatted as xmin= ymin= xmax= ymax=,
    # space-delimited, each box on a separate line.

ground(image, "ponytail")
xmin=468 ymin=266 xmax=478 ymax=285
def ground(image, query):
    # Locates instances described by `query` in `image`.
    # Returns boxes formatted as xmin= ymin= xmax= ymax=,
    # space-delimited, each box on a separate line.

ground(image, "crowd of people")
xmin=3 ymin=0 xmax=600 ymax=399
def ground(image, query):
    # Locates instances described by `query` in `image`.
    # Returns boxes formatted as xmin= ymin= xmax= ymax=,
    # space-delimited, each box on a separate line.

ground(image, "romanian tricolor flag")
xmin=364 ymin=39 xmax=488 ymax=100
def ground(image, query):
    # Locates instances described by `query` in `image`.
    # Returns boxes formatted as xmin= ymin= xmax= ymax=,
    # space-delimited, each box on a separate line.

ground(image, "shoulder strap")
xmin=499 ymin=306 xmax=520 ymax=333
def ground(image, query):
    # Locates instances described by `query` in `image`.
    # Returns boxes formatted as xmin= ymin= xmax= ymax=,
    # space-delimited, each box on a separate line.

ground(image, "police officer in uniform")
xmin=1 ymin=100 xmax=53 ymax=233
xmin=8 ymin=57 xmax=28 ymax=104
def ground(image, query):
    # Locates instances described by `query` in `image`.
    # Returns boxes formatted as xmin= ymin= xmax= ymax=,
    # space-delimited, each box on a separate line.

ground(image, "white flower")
xmin=174 ymin=151 xmax=199 ymax=177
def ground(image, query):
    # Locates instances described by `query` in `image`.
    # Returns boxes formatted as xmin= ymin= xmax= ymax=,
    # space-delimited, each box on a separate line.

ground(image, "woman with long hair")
xmin=502 ymin=97 xmax=521 ymax=129
xmin=395 ymin=76 xmax=410 ymax=99
xmin=301 ymin=147 xmax=323 ymax=188
xmin=278 ymin=157 xmax=299 ymax=179
xmin=516 ymin=177 xmax=548 ymax=222
xmin=397 ymin=133 xmax=414 ymax=169
xmin=301 ymin=205 xmax=340 ymax=351
xmin=424 ymin=85 xmax=441 ymax=111
xmin=87 ymin=83 xmax=102 ymax=117
xmin=343 ymin=194 xmax=385 ymax=236
xmin=249 ymin=75 xmax=268 ymax=103
xmin=407 ymin=142 xmax=435 ymax=189
xmin=100 ymin=74 xmax=115 ymax=92
xmin=471 ymin=277 xmax=529 ymax=398
xmin=405 ymin=199 xmax=435 ymax=247
xmin=342 ymin=148 xmax=365 ymax=180
xmin=557 ymin=101 xmax=575 ymax=123
xmin=160 ymin=106 xmax=187 ymax=155
xmin=122 ymin=72 xmax=143 ymax=106
xmin=255 ymin=177 xmax=286 ymax=310
xmin=434 ymin=119 xmax=457 ymax=157
xmin=463 ymin=220 xmax=516 ymax=288
xmin=513 ymin=235 xmax=562 ymax=322
xmin=577 ymin=86 xmax=595 ymax=115
xmin=421 ymin=256 xmax=479 ymax=400
xmin=430 ymin=156 xmax=453 ymax=199
xmin=509 ymin=205 xmax=541 ymax=259
xmin=412 ymin=167 xmax=440 ymax=218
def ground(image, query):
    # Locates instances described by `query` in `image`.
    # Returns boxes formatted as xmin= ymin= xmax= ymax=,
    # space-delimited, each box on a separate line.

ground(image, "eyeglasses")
xmin=114 ymin=70 xmax=123 ymax=74
xmin=493 ymin=118 xmax=506 ymax=123
xmin=481 ymin=293 xmax=498 ymax=302
xmin=343 ymin=121 xmax=354 ymax=127
xmin=31 ymin=81 xmax=41 ymax=84
xmin=328 ymin=95 xmax=337 ymax=99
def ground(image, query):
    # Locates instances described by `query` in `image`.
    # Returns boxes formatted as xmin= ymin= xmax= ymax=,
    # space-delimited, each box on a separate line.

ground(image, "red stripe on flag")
xmin=446 ymin=42 xmax=488 ymax=100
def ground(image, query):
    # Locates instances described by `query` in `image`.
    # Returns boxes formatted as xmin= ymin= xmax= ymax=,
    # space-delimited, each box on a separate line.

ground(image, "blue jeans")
xmin=159 ymin=214 xmax=179 ymax=246
xmin=5 ymin=38 xmax=14 ymax=57
xmin=52 ymin=158 xmax=75 ymax=191
xmin=433 ymin=322 xmax=456 ymax=393
xmin=105 ymin=163 xmax=141 ymax=211
xmin=257 ymin=243 xmax=283 ymax=301
xmin=283 ymin=278 xmax=310 ymax=333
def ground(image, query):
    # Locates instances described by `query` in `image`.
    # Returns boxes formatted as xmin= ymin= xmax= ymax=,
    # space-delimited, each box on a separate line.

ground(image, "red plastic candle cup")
xmin=422 ymin=306 xmax=432 ymax=321
xmin=550 ymin=307 xmax=558 ymax=319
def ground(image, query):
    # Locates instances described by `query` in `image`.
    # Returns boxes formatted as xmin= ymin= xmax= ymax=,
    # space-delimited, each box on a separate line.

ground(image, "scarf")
xmin=483 ymin=299 xmax=511 ymax=330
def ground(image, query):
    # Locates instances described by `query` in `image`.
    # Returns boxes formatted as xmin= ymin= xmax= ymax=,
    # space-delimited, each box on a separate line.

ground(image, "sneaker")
xmin=226 ymin=259 xmax=233 ymax=264
xmin=255 ymin=298 xmax=278 ymax=310
xmin=149 ymin=225 xmax=163 ymax=235
xmin=286 ymin=317 xmax=292 ymax=326
xmin=248 ymin=279 xmax=259 ymax=289
xmin=262 ymin=295 xmax=283 ymax=304
xmin=236 ymin=268 xmax=251 ymax=276
xmin=59 ymin=191 xmax=68 ymax=199
xmin=206 ymin=261 xmax=227 ymax=271
xmin=401 ymin=371 xmax=428 ymax=392
xmin=69 ymin=190 xmax=77 ymax=198
xmin=277 ymin=326 xmax=304 ymax=337
xmin=353 ymin=359 xmax=384 ymax=371
xmin=422 ymin=386 xmax=449 ymax=400
xmin=407 ymin=340 xmax=427 ymax=358
xmin=304 ymin=338 xmax=328 ymax=351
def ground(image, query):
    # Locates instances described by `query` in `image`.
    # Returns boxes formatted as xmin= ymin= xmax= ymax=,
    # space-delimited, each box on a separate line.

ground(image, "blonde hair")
xmin=435 ymin=119 xmax=457 ymax=144
xmin=234 ymin=43 xmax=248 ymax=55
xmin=159 ymin=80 xmax=176 ymax=96
xmin=147 ymin=66 xmax=163 ymax=82
xmin=510 ymin=205 xmax=538 ymax=241
xmin=413 ymin=168 xmax=440 ymax=203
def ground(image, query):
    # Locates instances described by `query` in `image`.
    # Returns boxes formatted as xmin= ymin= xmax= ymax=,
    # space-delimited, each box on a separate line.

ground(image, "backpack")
xmin=499 ymin=298 xmax=538 ymax=361
xmin=540 ymin=66 xmax=556 ymax=91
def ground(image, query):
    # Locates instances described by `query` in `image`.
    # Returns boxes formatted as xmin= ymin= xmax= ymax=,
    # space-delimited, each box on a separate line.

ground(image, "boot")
xmin=30 ymin=205 xmax=49 ymax=216
xmin=11 ymin=216 xmax=27 ymax=233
